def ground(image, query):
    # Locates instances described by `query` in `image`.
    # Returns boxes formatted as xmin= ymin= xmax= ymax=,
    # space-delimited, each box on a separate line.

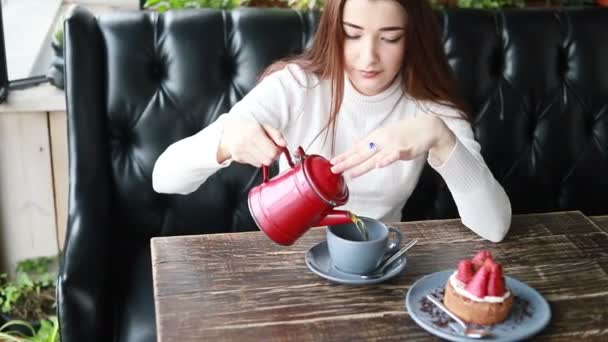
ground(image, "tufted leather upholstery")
xmin=59 ymin=6 xmax=608 ymax=342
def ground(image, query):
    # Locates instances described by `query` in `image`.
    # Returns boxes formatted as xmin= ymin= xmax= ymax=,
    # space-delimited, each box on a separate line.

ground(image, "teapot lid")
xmin=302 ymin=155 xmax=349 ymax=206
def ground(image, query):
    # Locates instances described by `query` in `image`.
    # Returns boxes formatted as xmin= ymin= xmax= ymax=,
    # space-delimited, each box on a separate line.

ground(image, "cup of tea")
xmin=326 ymin=217 xmax=402 ymax=274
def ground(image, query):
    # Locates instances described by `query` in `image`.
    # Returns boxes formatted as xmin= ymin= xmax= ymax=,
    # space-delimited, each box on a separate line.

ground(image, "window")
xmin=0 ymin=1 xmax=142 ymax=101
xmin=1 ymin=0 xmax=63 ymax=80
xmin=0 ymin=0 xmax=63 ymax=101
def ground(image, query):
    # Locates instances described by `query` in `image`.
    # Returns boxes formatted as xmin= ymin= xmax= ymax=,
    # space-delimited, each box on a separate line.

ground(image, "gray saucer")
xmin=305 ymin=241 xmax=407 ymax=285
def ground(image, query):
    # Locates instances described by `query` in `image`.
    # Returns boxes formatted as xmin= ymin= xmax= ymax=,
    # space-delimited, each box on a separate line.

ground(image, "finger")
xmin=255 ymin=126 xmax=284 ymax=160
xmin=238 ymin=145 xmax=267 ymax=167
xmin=255 ymin=139 xmax=283 ymax=165
xmin=257 ymin=141 xmax=279 ymax=166
xmin=345 ymin=155 xmax=378 ymax=178
xmin=375 ymin=150 xmax=400 ymax=168
xmin=261 ymin=124 xmax=287 ymax=147
xmin=237 ymin=133 xmax=273 ymax=167
xmin=331 ymin=140 xmax=369 ymax=165
xmin=331 ymin=145 xmax=375 ymax=174
xmin=330 ymin=154 xmax=358 ymax=174
xmin=250 ymin=144 xmax=275 ymax=167
xmin=331 ymin=150 xmax=367 ymax=174
xmin=331 ymin=149 xmax=355 ymax=166
xmin=235 ymin=149 xmax=262 ymax=168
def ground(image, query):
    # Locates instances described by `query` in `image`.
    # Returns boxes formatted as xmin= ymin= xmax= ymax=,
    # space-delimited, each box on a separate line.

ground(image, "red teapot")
xmin=248 ymin=146 xmax=353 ymax=245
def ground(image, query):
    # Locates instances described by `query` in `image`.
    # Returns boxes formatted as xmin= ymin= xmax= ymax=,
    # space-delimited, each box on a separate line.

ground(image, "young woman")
xmin=152 ymin=0 xmax=512 ymax=242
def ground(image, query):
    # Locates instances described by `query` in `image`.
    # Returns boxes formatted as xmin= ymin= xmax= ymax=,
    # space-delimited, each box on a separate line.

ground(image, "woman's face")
xmin=342 ymin=0 xmax=407 ymax=96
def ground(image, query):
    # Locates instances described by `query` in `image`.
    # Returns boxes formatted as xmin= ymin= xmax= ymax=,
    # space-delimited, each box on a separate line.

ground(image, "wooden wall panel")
xmin=49 ymin=111 xmax=68 ymax=249
xmin=0 ymin=112 xmax=59 ymax=273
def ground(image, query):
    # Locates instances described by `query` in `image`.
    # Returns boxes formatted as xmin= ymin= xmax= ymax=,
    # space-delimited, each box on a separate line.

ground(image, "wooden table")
xmin=589 ymin=215 xmax=608 ymax=234
xmin=151 ymin=211 xmax=608 ymax=341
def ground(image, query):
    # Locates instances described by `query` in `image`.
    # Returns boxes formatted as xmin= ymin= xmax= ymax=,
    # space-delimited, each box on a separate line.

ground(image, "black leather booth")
xmin=58 ymin=6 xmax=608 ymax=342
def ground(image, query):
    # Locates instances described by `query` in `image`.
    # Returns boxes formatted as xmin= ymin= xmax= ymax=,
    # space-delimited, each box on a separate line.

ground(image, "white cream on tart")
xmin=449 ymin=271 xmax=511 ymax=303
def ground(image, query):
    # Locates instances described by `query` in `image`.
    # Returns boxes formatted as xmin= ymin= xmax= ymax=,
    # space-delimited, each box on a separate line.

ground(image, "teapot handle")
xmin=262 ymin=147 xmax=296 ymax=182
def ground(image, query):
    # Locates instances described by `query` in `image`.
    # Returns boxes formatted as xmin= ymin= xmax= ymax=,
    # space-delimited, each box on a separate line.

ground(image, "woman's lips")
xmin=359 ymin=70 xmax=381 ymax=78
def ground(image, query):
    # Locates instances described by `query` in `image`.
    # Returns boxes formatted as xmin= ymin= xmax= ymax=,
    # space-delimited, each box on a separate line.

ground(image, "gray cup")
xmin=327 ymin=217 xmax=402 ymax=274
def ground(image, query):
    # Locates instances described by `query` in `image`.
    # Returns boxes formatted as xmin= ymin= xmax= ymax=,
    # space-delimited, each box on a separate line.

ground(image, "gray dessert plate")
xmin=405 ymin=270 xmax=551 ymax=342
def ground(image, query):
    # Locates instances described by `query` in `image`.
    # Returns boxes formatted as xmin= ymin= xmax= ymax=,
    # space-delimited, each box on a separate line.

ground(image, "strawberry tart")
xmin=443 ymin=250 xmax=514 ymax=325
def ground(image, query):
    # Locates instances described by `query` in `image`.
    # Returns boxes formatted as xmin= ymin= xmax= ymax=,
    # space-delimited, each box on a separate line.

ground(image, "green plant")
xmin=457 ymin=0 xmax=595 ymax=7
xmin=143 ymin=0 xmax=325 ymax=11
xmin=53 ymin=28 xmax=63 ymax=46
xmin=0 ymin=256 xmax=60 ymax=342
xmin=457 ymin=0 xmax=525 ymax=8
xmin=286 ymin=0 xmax=324 ymax=10
xmin=16 ymin=258 xmax=56 ymax=278
xmin=0 ymin=316 xmax=60 ymax=342
xmin=144 ymin=0 xmax=246 ymax=11
xmin=51 ymin=4 xmax=77 ymax=48
xmin=0 ymin=257 xmax=57 ymax=318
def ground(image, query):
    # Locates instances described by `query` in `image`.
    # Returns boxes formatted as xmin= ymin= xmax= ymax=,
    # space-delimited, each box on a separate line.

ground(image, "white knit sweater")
xmin=153 ymin=64 xmax=512 ymax=242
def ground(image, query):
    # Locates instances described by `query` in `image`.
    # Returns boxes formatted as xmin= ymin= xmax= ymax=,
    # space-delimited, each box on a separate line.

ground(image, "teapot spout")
xmin=318 ymin=210 xmax=353 ymax=227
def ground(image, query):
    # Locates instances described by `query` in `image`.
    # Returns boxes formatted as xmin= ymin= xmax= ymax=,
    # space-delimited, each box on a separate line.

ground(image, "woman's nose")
xmin=360 ymin=38 xmax=379 ymax=66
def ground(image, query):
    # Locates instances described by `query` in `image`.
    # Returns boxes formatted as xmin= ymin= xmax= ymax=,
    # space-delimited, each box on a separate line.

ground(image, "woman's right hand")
xmin=217 ymin=116 xmax=287 ymax=167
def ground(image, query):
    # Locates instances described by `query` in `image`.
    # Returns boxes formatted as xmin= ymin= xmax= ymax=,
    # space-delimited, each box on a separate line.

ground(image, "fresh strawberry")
xmin=482 ymin=257 xmax=496 ymax=269
xmin=472 ymin=250 xmax=493 ymax=271
xmin=465 ymin=264 xmax=491 ymax=298
xmin=456 ymin=260 xmax=475 ymax=284
xmin=487 ymin=263 xmax=506 ymax=296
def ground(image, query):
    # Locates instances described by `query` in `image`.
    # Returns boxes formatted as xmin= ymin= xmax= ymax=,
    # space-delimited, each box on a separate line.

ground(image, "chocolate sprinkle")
xmin=511 ymin=296 xmax=534 ymax=324
xmin=419 ymin=288 xmax=451 ymax=328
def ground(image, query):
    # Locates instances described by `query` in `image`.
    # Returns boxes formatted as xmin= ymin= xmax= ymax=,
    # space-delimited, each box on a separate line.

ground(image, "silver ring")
xmin=368 ymin=142 xmax=378 ymax=152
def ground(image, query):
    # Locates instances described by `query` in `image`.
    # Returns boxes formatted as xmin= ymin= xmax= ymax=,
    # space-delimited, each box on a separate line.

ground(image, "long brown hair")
xmin=262 ymin=0 xmax=470 ymax=151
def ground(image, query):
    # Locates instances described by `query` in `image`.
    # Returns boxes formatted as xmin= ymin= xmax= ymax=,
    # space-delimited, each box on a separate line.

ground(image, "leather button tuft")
xmin=149 ymin=60 xmax=166 ymax=80
xmin=110 ymin=125 xmax=132 ymax=149
xmin=558 ymin=48 xmax=568 ymax=76
xmin=492 ymin=50 xmax=504 ymax=77
xmin=221 ymin=58 xmax=235 ymax=80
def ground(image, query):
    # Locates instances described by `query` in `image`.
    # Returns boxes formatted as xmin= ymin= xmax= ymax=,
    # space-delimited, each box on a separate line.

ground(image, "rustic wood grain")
xmin=0 ymin=111 xmax=60 ymax=273
xmin=589 ymin=215 xmax=608 ymax=234
xmin=152 ymin=211 xmax=608 ymax=341
xmin=49 ymin=111 xmax=68 ymax=249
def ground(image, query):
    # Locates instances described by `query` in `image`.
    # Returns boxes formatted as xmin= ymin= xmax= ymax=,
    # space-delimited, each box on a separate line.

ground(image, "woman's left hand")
xmin=330 ymin=115 xmax=456 ymax=178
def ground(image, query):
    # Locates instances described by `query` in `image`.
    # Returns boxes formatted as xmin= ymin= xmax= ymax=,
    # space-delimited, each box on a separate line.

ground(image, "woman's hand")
xmin=330 ymin=115 xmax=456 ymax=178
xmin=217 ymin=116 xmax=287 ymax=167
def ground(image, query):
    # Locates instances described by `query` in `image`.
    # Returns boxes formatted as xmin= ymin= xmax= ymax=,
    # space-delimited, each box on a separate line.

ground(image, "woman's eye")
xmin=382 ymin=36 xmax=403 ymax=43
xmin=344 ymin=33 xmax=361 ymax=39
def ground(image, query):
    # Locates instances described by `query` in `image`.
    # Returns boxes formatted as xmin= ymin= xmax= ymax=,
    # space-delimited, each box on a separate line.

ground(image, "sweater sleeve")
xmin=152 ymin=64 xmax=307 ymax=195
xmin=422 ymin=103 xmax=512 ymax=242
